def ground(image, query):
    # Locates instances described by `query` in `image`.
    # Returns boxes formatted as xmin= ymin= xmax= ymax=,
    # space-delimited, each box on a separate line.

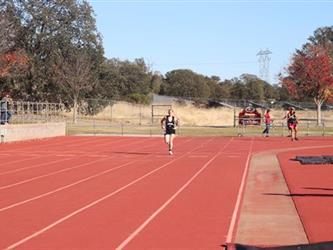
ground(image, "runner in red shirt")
xmin=262 ymin=109 xmax=272 ymax=137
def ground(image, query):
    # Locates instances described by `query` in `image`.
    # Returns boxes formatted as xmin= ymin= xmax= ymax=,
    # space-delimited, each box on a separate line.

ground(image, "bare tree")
xmin=55 ymin=50 xmax=96 ymax=123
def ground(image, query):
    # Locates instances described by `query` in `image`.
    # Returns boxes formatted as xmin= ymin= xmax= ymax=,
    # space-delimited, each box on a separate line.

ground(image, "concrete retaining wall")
xmin=0 ymin=122 xmax=66 ymax=143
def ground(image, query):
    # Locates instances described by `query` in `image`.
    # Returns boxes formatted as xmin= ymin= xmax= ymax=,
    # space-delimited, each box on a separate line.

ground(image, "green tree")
xmin=240 ymin=74 xmax=265 ymax=101
xmin=306 ymin=26 xmax=333 ymax=51
xmin=150 ymin=71 xmax=163 ymax=94
xmin=229 ymin=78 xmax=244 ymax=100
xmin=98 ymin=58 xmax=152 ymax=103
xmin=206 ymin=76 xmax=230 ymax=100
xmin=2 ymin=0 xmax=103 ymax=102
xmin=164 ymin=69 xmax=211 ymax=99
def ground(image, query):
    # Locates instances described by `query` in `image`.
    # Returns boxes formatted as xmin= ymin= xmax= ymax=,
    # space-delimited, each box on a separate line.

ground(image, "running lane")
xmin=4 ymin=137 xmax=253 ymax=249
xmin=0 ymin=137 xmax=196 ymax=249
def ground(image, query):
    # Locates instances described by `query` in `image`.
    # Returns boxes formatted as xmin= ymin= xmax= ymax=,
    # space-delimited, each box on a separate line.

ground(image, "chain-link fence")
xmin=65 ymin=97 xmax=333 ymax=137
xmin=2 ymin=97 xmax=332 ymax=137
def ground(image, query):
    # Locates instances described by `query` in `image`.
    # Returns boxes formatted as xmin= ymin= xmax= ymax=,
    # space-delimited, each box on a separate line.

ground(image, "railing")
xmin=0 ymin=101 xmax=65 ymax=124
xmin=2 ymin=98 xmax=332 ymax=137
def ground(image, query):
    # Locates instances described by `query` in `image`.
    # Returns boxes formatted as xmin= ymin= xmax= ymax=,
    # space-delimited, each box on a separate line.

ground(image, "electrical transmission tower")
xmin=257 ymin=49 xmax=272 ymax=83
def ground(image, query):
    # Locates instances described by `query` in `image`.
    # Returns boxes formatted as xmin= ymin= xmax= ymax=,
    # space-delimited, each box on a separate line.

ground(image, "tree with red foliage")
xmin=0 ymin=52 xmax=28 ymax=77
xmin=281 ymin=45 xmax=333 ymax=125
xmin=0 ymin=6 xmax=28 ymax=78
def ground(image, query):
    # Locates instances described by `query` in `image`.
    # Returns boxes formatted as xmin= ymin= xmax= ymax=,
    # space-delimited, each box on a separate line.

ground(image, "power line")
xmin=153 ymin=61 xmax=256 ymax=66
xmin=89 ymin=0 xmax=333 ymax=3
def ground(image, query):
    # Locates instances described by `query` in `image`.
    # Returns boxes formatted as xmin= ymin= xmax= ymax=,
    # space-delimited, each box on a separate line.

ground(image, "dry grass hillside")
xmin=71 ymin=101 xmax=333 ymax=127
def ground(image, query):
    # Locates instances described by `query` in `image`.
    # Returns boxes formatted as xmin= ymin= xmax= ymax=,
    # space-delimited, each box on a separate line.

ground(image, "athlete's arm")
xmin=161 ymin=116 xmax=166 ymax=129
xmin=175 ymin=117 xmax=180 ymax=128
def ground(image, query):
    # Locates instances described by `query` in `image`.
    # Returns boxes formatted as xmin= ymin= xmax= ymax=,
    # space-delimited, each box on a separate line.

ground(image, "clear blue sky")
xmin=88 ymin=0 xmax=333 ymax=84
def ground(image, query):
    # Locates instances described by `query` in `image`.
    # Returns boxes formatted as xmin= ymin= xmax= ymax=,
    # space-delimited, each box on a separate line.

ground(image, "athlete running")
xmin=283 ymin=107 xmax=293 ymax=137
xmin=161 ymin=109 xmax=179 ymax=155
xmin=287 ymin=107 xmax=299 ymax=141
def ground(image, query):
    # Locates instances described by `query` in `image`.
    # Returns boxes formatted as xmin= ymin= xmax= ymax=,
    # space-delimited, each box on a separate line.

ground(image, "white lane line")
xmin=226 ymin=137 xmax=254 ymax=244
xmin=0 ymin=160 xmax=138 ymax=213
xmin=4 ymin=139 xmax=210 ymax=250
xmin=0 ymin=157 xmax=74 ymax=176
xmin=0 ymin=137 xmax=159 ymax=183
xmin=115 ymin=138 xmax=234 ymax=250
xmin=0 ymin=137 xmax=176 ymax=210
xmin=0 ymin=157 xmax=109 ymax=190
xmin=0 ymin=156 xmax=42 ymax=167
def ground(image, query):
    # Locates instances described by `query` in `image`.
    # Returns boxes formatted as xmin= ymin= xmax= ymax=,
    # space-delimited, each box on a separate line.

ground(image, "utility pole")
xmin=257 ymin=49 xmax=272 ymax=84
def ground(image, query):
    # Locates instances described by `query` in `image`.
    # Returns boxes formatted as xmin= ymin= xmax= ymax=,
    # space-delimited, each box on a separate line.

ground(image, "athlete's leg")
xmin=291 ymin=125 xmax=296 ymax=141
xmin=169 ymin=134 xmax=175 ymax=152
xmin=263 ymin=124 xmax=269 ymax=136
xmin=165 ymin=133 xmax=170 ymax=143
xmin=287 ymin=124 xmax=292 ymax=137
xmin=262 ymin=127 xmax=267 ymax=135
xmin=164 ymin=134 xmax=172 ymax=154
xmin=294 ymin=126 xmax=298 ymax=140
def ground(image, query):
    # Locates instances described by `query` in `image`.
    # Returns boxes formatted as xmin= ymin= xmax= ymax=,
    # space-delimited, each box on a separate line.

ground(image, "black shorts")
xmin=165 ymin=128 xmax=176 ymax=135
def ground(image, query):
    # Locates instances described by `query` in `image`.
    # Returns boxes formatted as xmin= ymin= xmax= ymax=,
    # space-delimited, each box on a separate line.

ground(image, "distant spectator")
xmin=0 ymin=92 xmax=12 ymax=124
xmin=262 ymin=109 xmax=273 ymax=137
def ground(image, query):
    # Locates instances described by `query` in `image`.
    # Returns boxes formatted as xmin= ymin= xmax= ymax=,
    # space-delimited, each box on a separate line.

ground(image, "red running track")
xmin=278 ymin=145 xmax=333 ymax=243
xmin=1 ymin=136 xmax=333 ymax=249
xmin=0 ymin=136 xmax=251 ymax=249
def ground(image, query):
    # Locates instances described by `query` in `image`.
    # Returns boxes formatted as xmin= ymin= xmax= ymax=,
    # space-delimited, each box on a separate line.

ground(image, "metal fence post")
xmin=233 ymin=108 xmax=236 ymax=128
xmin=93 ymin=118 xmax=96 ymax=136
xmin=0 ymin=126 xmax=4 ymax=143
xmin=139 ymin=105 xmax=142 ymax=126
xmin=151 ymin=105 xmax=153 ymax=125
xmin=109 ymin=101 xmax=113 ymax=124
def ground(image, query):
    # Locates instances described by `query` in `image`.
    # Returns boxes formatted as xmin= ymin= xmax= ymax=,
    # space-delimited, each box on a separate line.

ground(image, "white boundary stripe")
xmin=0 ymin=160 xmax=138 ymax=213
xmin=225 ymin=143 xmax=333 ymax=245
xmin=226 ymin=137 xmax=254 ymax=244
xmin=4 ymin=138 xmax=212 ymax=250
xmin=0 ymin=157 xmax=110 ymax=190
xmin=115 ymin=137 xmax=234 ymax=250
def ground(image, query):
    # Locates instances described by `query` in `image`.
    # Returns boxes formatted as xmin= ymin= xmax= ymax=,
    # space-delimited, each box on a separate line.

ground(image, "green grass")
xmin=67 ymin=123 xmax=333 ymax=137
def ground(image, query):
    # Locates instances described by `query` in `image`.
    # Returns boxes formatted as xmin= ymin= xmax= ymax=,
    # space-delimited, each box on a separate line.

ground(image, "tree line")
xmin=1 ymin=0 xmax=333 ymax=119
